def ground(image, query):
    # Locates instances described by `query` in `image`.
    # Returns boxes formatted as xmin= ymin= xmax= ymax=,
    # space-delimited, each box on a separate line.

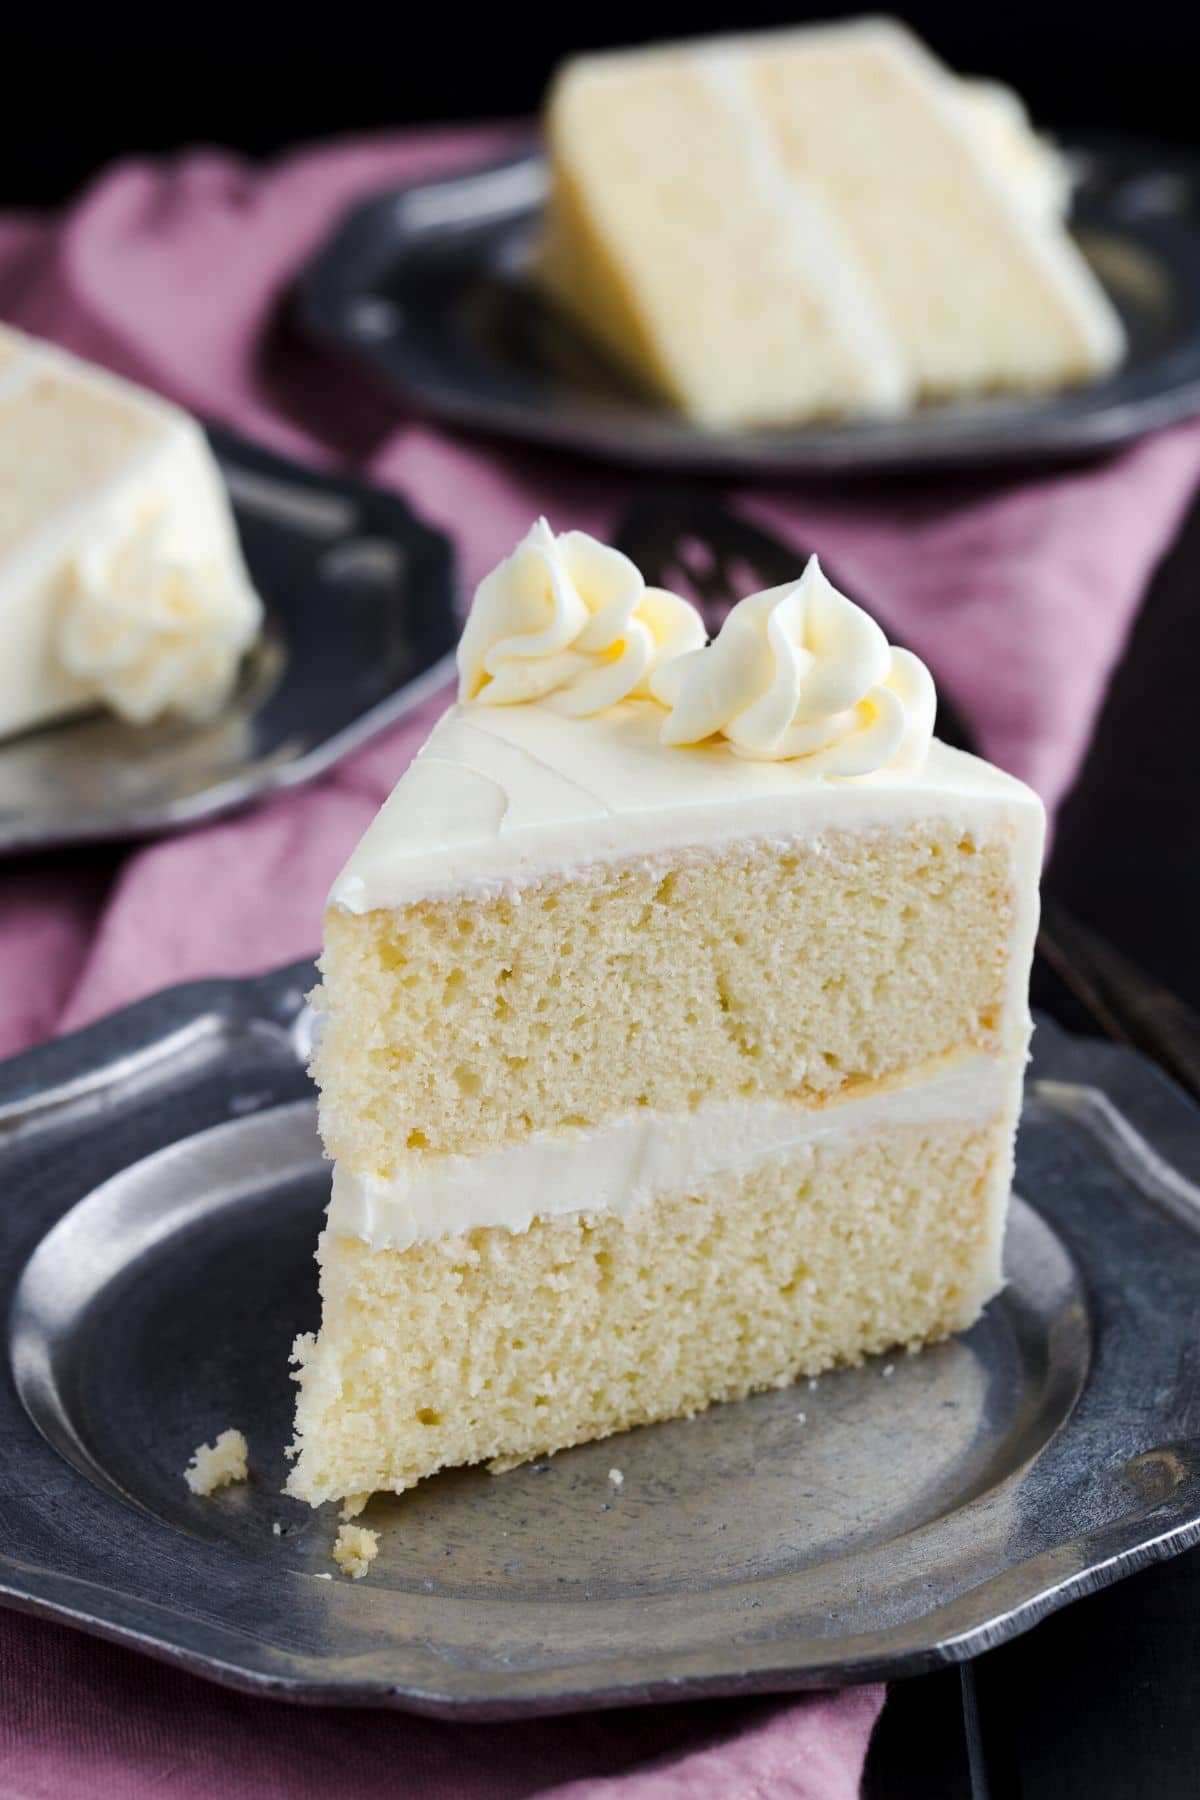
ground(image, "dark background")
xmin=4 ymin=0 xmax=1200 ymax=208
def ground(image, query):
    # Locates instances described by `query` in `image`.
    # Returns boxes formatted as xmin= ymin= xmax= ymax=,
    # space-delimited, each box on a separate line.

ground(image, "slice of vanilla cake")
xmin=0 ymin=324 xmax=262 ymax=739
xmin=287 ymin=522 xmax=1043 ymax=1507
xmin=539 ymin=18 xmax=1124 ymax=426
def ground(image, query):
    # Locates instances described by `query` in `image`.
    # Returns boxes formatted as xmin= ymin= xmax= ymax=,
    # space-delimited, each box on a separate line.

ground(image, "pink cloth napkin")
xmin=2 ymin=124 xmax=1200 ymax=1799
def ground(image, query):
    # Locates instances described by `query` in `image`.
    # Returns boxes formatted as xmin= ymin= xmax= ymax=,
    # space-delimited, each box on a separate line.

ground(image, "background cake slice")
xmin=288 ymin=525 xmax=1043 ymax=1508
xmin=539 ymin=18 xmax=1124 ymax=427
xmin=0 ymin=324 xmax=262 ymax=740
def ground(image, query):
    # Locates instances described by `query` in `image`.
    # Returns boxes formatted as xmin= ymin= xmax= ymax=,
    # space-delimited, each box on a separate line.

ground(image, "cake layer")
xmin=288 ymin=1108 xmax=1013 ymax=1504
xmin=315 ymin=812 xmax=1036 ymax=1167
xmin=329 ymin=1050 xmax=1013 ymax=1249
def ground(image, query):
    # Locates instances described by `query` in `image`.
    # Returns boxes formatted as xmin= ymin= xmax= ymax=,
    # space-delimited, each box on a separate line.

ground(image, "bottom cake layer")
xmin=286 ymin=1107 xmax=1014 ymax=1506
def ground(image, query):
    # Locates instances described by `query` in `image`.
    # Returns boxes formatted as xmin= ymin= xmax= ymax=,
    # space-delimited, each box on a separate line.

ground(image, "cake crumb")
xmin=796 ymin=1412 xmax=807 ymax=1426
xmin=333 ymin=1524 xmax=380 ymax=1580
xmin=184 ymin=1429 xmax=248 ymax=1496
xmin=608 ymin=1468 xmax=624 ymax=1488
xmin=882 ymin=1364 xmax=896 ymax=1379
xmin=340 ymin=1492 xmax=370 ymax=1520
xmin=808 ymin=1377 xmax=820 ymax=1391
xmin=272 ymin=1521 xmax=282 ymax=1536
xmin=487 ymin=1453 xmax=528 ymax=1475
xmin=315 ymin=1572 xmax=333 ymax=1581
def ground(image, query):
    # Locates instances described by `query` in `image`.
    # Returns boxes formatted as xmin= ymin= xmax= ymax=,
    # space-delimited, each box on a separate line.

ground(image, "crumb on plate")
xmin=608 ymin=1468 xmax=624 ymax=1488
xmin=184 ymin=1428 xmax=249 ymax=1496
xmin=333 ymin=1523 xmax=380 ymax=1580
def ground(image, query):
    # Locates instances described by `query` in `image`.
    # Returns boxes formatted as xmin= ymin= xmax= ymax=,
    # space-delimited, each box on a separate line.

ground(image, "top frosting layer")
xmin=330 ymin=701 xmax=1043 ymax=911
xmin=330 ymin=521 xmax=1043 ymax=912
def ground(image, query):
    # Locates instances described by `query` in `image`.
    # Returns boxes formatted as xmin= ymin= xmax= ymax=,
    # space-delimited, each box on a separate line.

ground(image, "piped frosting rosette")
xmin=458 ymin=526 xmax=936 ymax=781
xmin=650 ymin=555 xmax=935 ymax=776
xmin=58 ymin=509 xmax=262 ymax=725
xmin=457 ymin=518 xmax=706 ymax=716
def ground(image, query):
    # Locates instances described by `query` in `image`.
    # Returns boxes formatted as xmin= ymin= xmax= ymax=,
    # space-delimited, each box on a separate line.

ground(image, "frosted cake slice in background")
xmin=540 ymin=18 xmax=1124 ymax=427
xmin=287 ymin=521 xmax=1044 ymax=1508
xmin=0 ymin=323 xmax=262 ymax=740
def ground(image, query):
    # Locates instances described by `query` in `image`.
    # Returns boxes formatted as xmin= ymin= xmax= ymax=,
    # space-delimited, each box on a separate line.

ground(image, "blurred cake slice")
xmin=539 ymin=18 xmax=1123 ymax=427
xmin=0 ymin=324 xmax=262 ymax=740
xmin=287 ymin=522 xmax=1044 ymax=1508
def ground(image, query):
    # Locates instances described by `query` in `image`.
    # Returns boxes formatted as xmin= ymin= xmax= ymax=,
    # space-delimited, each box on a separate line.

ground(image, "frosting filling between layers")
xmin=327 ymin=1051 xmax=1018 ymax=1250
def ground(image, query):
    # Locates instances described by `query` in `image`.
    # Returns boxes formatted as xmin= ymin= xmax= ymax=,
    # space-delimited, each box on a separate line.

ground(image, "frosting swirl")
xmin=650 ymin=555 xmax=935 ymax=776
xmin=58 ymin=510 xmax=262 ymax=725
xmin=457 ymin=519 xmax=706 ymax=717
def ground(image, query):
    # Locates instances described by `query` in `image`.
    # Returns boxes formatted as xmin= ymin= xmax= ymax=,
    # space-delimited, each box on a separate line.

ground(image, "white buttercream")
xmin=0 ymin=324 xmax=262 ymax=738
xmin=329 ymin=1052 xmax=1016 ymax=1250
xmin=329 ymin=698 xmax=1044 ymax=913
xmin=457 ymin=518 xmax=705 ymax=717
xmin=954 ymin=80 xmax=1071 ymax=222
xmin=58 ymin=496 xmax=260 ymax=725
xmin=651 ymin=556 xmax=935 ymax=772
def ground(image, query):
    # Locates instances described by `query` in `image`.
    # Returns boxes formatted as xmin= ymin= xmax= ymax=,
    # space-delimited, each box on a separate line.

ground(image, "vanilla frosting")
xmin=651 ymin=555 xmax=935 ymax=772
xmin=329 ymin=699 xmax=1044 ymax=913
xmin=58 ymin=499 xmax=260 ymax=725
xmin=955 ymin=80 xmax=1072 ymax=222
xmin=0 ymin=324 xmax=262 ymax=738
xmin=457 ymin=517 xmax=705 ymax=716
xmin=329 ymin=1052 xmax=1016 ymax=1250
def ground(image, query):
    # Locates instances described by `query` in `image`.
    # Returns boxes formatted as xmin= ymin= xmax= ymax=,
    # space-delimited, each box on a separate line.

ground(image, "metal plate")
xmin=0 ymin=965 xmax=1198 ymax=1718
xmin=295 ymin=139 xmax=1200 ymax=478
xmin=0 ymin=430 xmax=457 ymax=856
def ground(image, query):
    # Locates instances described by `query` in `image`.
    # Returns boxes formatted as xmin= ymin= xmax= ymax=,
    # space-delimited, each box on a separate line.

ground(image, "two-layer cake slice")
xmin=540 ymin=18 xmax=1124 ymax=426
xmin=287 ymin=524 xmax=1043 ymax=1507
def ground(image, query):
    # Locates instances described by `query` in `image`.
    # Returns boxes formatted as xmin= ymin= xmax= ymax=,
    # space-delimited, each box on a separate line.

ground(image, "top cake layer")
xmin=331 ymin=699 xmax=1042 ymax=914
xmin=316 ymin=525 xmax=1044 ymax=1167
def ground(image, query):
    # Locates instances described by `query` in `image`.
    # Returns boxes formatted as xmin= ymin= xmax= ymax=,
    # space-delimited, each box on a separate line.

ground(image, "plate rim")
xmin=0 ymin=966 xmax=1198 ymax=1717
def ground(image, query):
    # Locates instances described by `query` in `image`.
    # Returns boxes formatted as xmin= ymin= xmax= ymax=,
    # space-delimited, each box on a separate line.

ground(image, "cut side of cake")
xmin=0 ymin=323 xmax=262 ymax=740
xmin=287 ymin=524 xmax=1043 ymax=1508
xmin=539 ymin=18 xmax=1124 ymax=427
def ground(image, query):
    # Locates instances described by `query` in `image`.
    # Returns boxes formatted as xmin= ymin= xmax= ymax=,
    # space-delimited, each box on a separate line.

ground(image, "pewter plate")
xmin=0 ymin=967 xmax=1198 ymax=1717
xmin=295 ymin=139 xmax=1200 ymax=477
xmin=0 ymin=430 xmax=457 ymax=856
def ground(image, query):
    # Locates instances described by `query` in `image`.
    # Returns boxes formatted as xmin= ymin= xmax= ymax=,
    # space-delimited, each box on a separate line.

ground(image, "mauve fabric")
xmin=0 ymin=123 xmax=1197 ymax=1798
